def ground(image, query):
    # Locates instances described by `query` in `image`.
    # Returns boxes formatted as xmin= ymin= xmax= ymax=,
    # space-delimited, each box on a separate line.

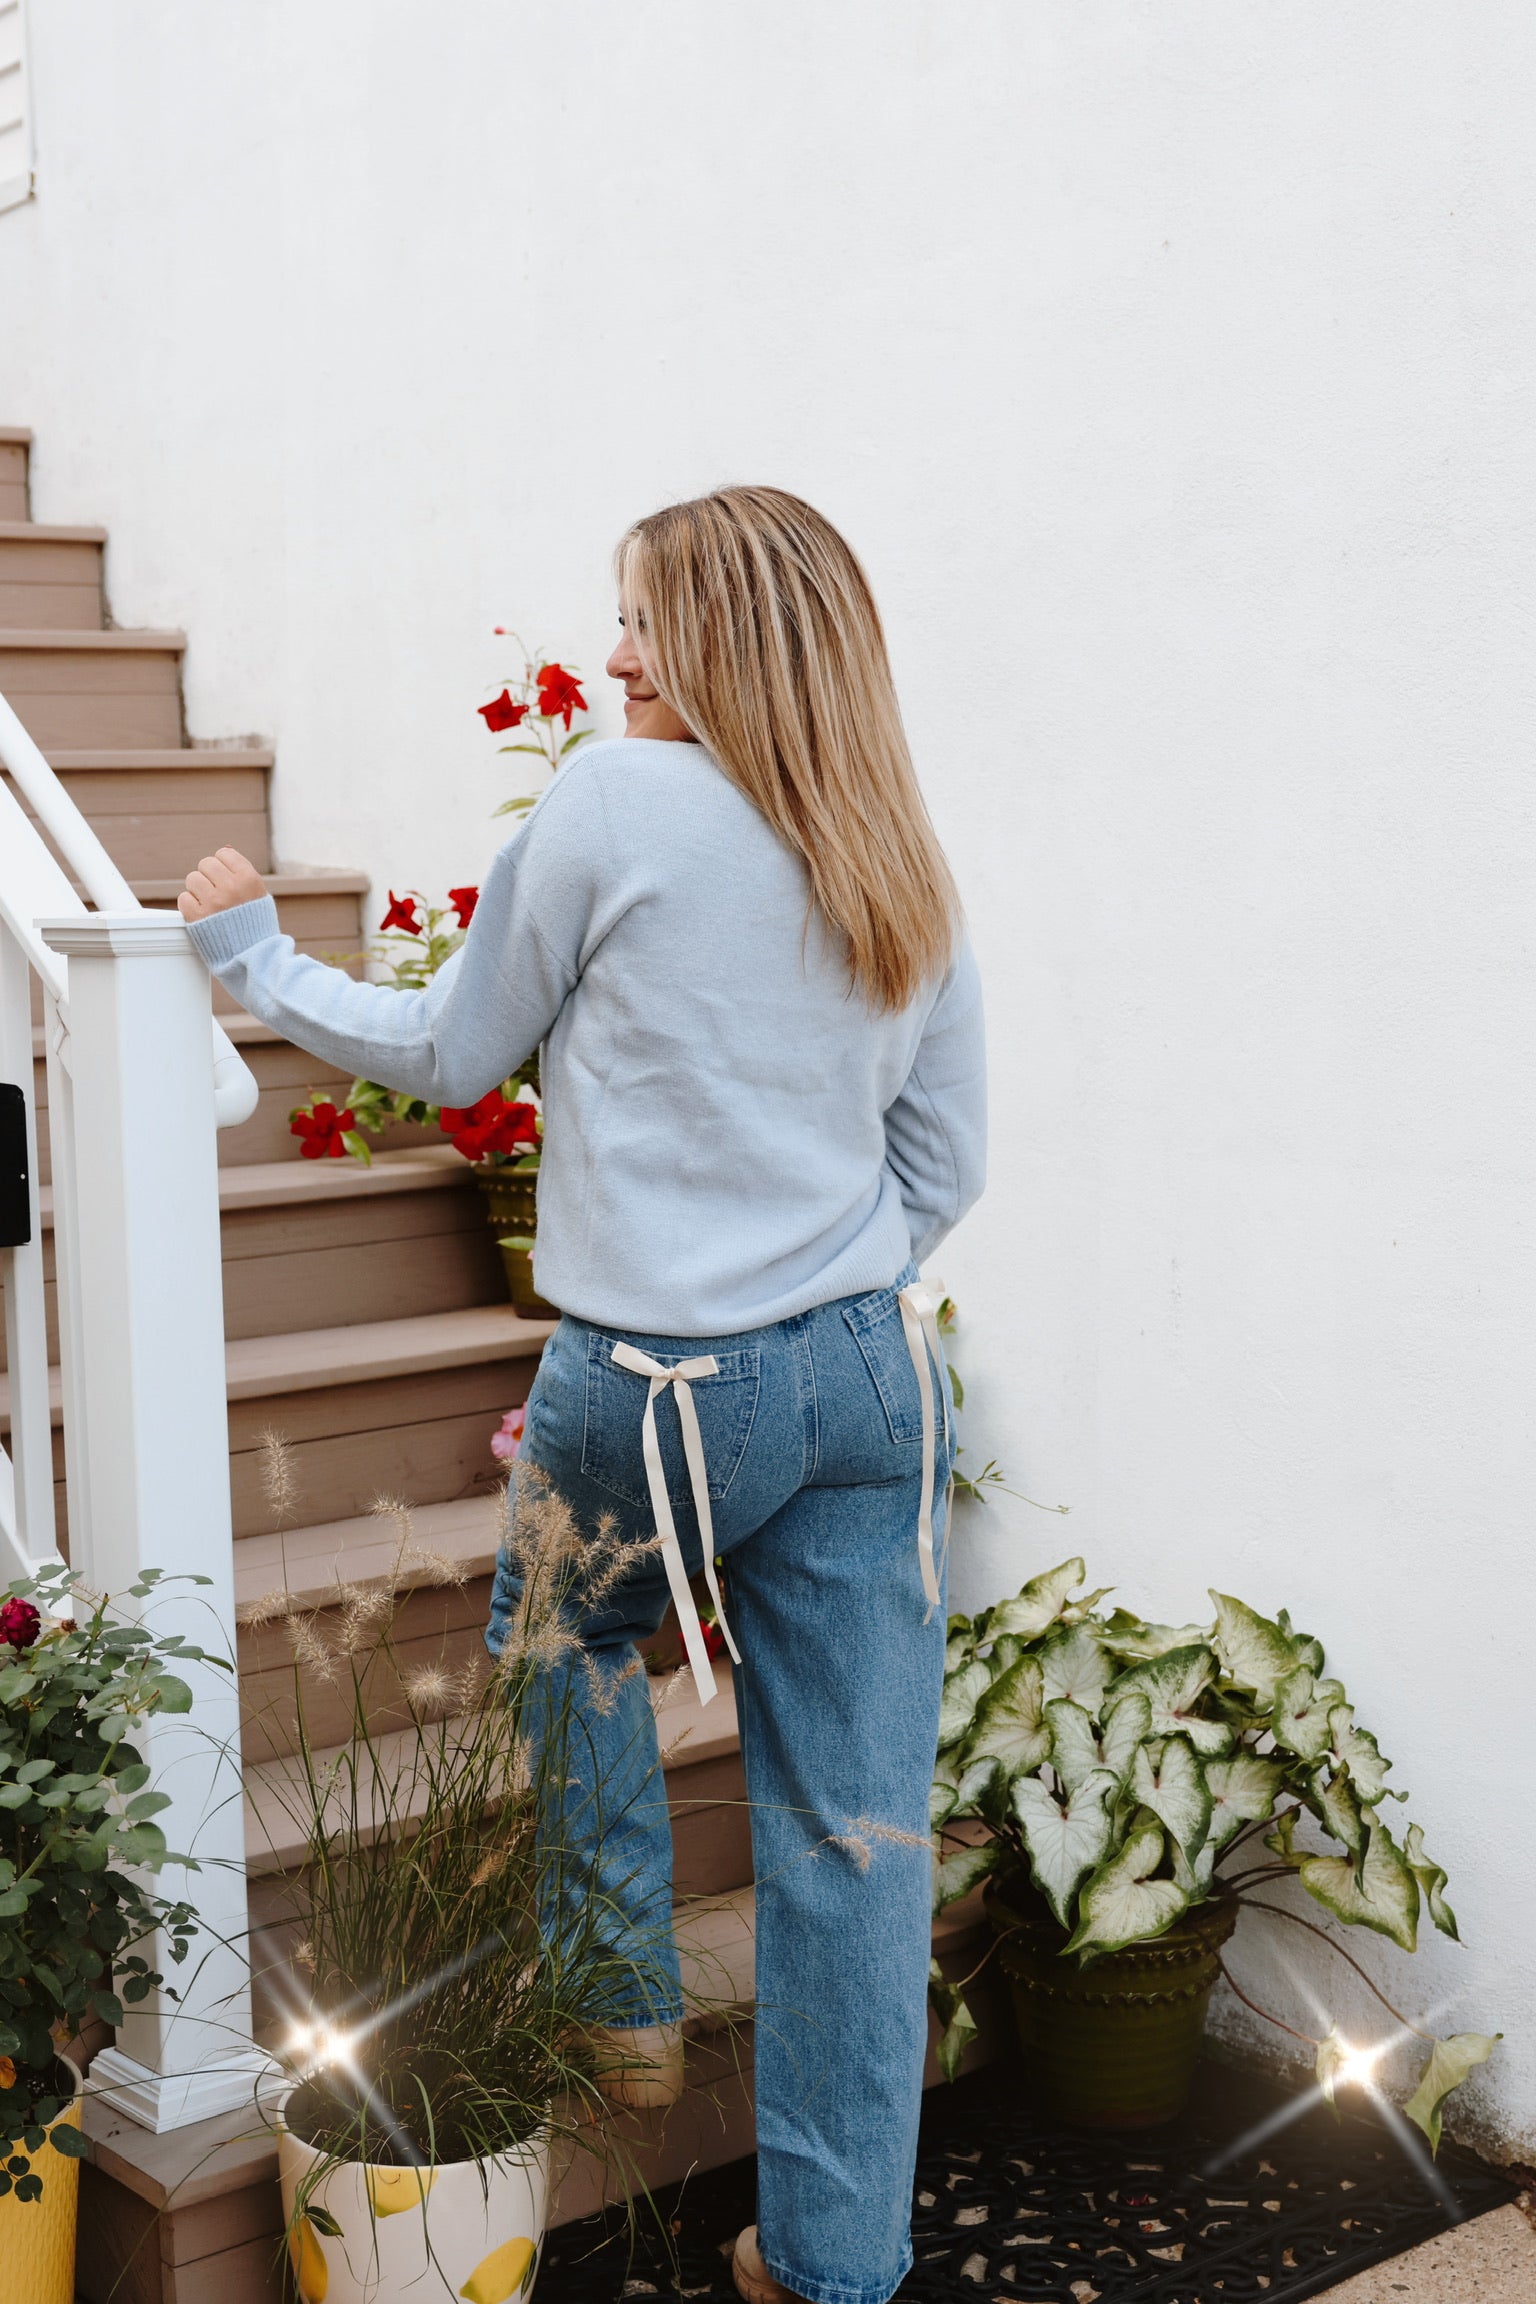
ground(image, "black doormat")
xmin=536 ymin=2058 xmax=1518 ymax=2302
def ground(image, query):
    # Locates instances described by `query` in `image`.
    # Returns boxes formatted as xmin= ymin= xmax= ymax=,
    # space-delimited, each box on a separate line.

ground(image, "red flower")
xmin=437 ymin=1093 xmax=540 ymax=1164
xmin=0 ymin=1598 xmax=41 ymax=1650
xmin=290 ymin=1102 xmax=356 ymax=1160
xmin=536 ymin=663 xmax=587 ymax=730
xmin=379 ymin=891 xmax=423 ymax=934
xmin=702 ymin=1618 xmax=728 ymax=1661
xmin=479 ymin=689 xmax=530 ymax=733
xmin=447 ymin=885 xmax=479 ymax=928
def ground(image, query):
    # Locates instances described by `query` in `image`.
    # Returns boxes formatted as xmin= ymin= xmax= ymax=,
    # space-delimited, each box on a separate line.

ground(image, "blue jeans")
xmin=486 ymin=1263 xmax=951 ymax=2304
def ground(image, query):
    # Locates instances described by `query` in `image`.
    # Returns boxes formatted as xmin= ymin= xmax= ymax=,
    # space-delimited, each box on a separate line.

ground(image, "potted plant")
xmin=930 ymin=1557 xmax=1498 ymax=2139
xmin=0 ymin=1565 xmax=215 ymax=2302
xmin=244 ymin=1439 xmax=679 ymax=2303
xmin=288 ymin=641 xmax=594 ymax=1320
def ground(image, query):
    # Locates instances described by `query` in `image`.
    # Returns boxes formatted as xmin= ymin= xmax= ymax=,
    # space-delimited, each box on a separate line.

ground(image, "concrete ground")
xmin=1326 ymin=2201 xmax=1536 ymax=2301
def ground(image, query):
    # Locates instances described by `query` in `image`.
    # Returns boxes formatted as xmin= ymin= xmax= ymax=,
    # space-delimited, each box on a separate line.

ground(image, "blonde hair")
xmin=616 ymin=486 xmax=959 ymax=1011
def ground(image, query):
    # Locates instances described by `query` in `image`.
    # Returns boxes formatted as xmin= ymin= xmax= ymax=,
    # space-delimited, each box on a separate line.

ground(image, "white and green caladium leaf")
xmin=1099 ymin=1610 xmax=1209 ymax=1662
xmin=928 ymin=1959 xmax=978 ymax=2086
xmin=932 ymin=1837 xmax=1003 ymax=1916
xmin=1404 ymin=1822 xmax=1460 ymax=1942
xmin=1272 ymin=1667 xmax=1348 ymax=1764
xmin=985 ymin=1558 xmax=1086 ymax=1641
xmin=1308 ymin=1766 xmax=1367 ymax=1858
xmin=1208 ymin=1591 xmax=1302 ymax=1709
xmin=1130 ymin=1735 xmax=1212 ymax=1860
xmin=1403 ymin=2032 xmax=1500 ymax=2154
xmin=1277 ymin=1610 xmax=1326 ymax=1676
xmin=1325 ymin=1704 xmax=1392 ymax=1804
xmin=963 ymin=1657 xmax=1051 ymax=1780
xmin=1039 ymin=1624 xmax=1113 ymax=1717
xmin=1107 ymin=1644 xmax=1233 ymax=1758
xmin=938 ymin=1658 xmax=993 ymax=1750
xmin=1203 ymin=1752 xmax=1287 ymax=1852
xmin=1046 ymin=1691 xmax=1151 ymax=1798
xmin=1264 ymin=1806 xmax=1302 ymax=1861
xmin=1060 ymin=1585 xmax=1114 ymax=1624
xmin=1065 ymin=1812 xmax=1190 ymax=1958
xmin=1173 ymin=1836 xmax=1217 ymax=1898
xmin=1300 ymin=1818 xmax=1420 ymax=1951
xmin=1010 ymin=1767 xmax=1119 ymax=1927
xmin=930 ymin=1754 xmax=961 ymax=1830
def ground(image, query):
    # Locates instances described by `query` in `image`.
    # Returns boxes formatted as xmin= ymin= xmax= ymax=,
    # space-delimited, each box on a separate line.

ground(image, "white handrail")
xmin=0 ymin=688 xmax=258 ymax=1126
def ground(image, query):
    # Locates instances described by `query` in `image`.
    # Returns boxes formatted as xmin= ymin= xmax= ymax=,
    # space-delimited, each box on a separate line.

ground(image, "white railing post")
xmin=37 ymin=913 xmax=267 ymax=2129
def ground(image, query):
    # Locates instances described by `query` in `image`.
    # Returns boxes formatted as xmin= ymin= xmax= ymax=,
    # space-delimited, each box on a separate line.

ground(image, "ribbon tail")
xmin=674 ymin=1382 xmax=742 ymax=1667
xmin=642 ymin=1380 xmax=718 ymax=1706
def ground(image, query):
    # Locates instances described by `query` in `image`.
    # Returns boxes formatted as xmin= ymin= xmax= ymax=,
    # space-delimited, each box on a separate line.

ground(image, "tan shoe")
xmin=732 ymin=2226 xmax=809 ymax=2304
xmin=589 ymin=2021 xmax=686 ymax=2111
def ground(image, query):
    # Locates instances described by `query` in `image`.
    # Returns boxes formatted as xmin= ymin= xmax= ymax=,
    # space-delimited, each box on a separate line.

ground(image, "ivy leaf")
xmin=1130 ymin=1736 xmax=1212 ymax=1859
xmin=928 ymin=1959 xmax=977 ymax=2085
xmin=1107 ymin=1644 xmax=1232 ymax=1757
xmin=1273 ymin=1667 xmax=1348 ymax=1763
xmin=1010 ymin=1768 xmax=1119 ymax=1926
xmin=963 ymin=1659 xmax=1050 ymax=1780
xmin=1208 ymin=1592 xmax=1301 ymax=1708
xmin=1300 ymin=1819 xmax=1420 ymax=1951
xmin=1403 ymin=2033 xmax=1500 ymax=2154
xmin=1047 ymin=1692 xmax=1150 ymax=1798
xmin=1039 ymin=1625 xmax=1112 ymax=1717
xmin=1326 ymin=1705 xmax=1392 ymax=1804
xmin=1065 ymin=1813 xmax=1189 ymax=1959
xmin=932 ymin=1838 xmax=1002 ymax=1916
xmin=986 ymin=1558 xmax=1086 ymax=1641
xmin=1204 ymin=1753 xmax=1287 ymax=1852
xmin=1403 ymin=1823 xmax=1460 ymax=1942
xmin=937 ymin=1660 xmax=992 ymax=1750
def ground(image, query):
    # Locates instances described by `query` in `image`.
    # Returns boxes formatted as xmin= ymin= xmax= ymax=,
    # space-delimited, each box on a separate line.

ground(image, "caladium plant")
xmin=930 ymin=1558 xmax=1498 ymax=2148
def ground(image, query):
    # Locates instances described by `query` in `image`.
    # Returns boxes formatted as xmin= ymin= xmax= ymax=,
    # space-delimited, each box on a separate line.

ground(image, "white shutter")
xmin=0 ymin=0 xmax=33 ymax=216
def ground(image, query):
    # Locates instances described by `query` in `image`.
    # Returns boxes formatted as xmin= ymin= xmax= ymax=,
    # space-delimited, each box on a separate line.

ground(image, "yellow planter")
xmin=0 ymin=2062 xmax=83 ymax=2304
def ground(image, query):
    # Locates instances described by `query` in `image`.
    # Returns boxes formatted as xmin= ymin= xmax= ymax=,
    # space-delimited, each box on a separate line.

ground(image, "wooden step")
xmin=203 ymin=1021 xmax=442 ymax=1167
xmin=0 ymin=521 xmax=106 ymax=628
xmin=0 ymin=626 xmax=185 ymax=748
xmin=9 ymin=1150 xmax=501 ymax=1365
xmin=0 ymin=429 xmax=28 ymax=521
xmin=0 ymin=1305 xmax=552 ymax=1547
xmin=5 ymin=745 xmax=274 ymax=876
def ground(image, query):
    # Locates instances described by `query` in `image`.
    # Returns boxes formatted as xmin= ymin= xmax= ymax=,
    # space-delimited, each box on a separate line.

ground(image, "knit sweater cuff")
xmin=186 ymin=894 xmax=282 ymax=970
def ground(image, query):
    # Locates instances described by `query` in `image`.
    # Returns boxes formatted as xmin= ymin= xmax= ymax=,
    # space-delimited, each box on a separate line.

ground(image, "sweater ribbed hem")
xmin=186 ymin=894 xmax=283 ymax=969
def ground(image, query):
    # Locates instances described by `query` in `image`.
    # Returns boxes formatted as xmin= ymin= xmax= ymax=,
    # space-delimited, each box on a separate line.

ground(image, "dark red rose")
xmin=536 ymin=663 xmax=586 ymax=730
xmin=379 ymin=891 xmax=423 ymax=934
xmin=447 ymin=885 xmax=479 ymax=928
xmin=478 ymin=689 xmax=530 ymax=733
xmin=0 ymin=1598 xmax=41 ymax=1650
xmin=290 ymin=1102 xmax=356 ymax=1160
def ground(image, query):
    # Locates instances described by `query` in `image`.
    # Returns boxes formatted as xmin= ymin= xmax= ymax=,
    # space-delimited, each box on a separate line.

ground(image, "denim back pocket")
xmin=580 ymin=1333 xmax=763 ymax=1509
xmin=841 ymin=1289 xmax=928 ymax=1445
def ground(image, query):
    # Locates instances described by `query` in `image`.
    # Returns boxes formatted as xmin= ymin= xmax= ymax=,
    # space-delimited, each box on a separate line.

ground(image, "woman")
xmin=180 ymin=487 xmax=986 ymax=2304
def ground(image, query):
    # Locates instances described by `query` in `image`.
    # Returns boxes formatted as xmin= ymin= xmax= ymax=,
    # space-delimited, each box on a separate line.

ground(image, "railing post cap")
xmin=38 ymin=912 xmax=192 ymax=960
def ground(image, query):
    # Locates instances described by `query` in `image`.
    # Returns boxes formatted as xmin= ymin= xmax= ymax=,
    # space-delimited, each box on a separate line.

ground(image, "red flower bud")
xmin=479 ymin=688 xmax=530 ymax=733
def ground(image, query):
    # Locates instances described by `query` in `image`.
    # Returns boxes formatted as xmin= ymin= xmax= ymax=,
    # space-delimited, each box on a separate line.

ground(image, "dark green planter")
xmin=473 ymin=1167 xmax=557 ymax=1319
xmin=986 ymin=1877 xmax=1240 ymax=2129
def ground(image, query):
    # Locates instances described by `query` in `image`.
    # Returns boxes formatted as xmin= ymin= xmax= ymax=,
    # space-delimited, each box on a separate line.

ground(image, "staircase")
xmin=0 ymin=428 xmax=1000 ymax=2303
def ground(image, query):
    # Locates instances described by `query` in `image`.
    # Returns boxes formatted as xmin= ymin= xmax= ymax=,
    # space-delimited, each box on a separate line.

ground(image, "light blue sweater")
xmin=189 ymin=738 xmax=986 ymax=1336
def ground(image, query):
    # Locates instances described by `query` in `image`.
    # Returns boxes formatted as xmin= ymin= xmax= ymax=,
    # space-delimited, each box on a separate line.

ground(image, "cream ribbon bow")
xmin=896 ymin=1278 xmax=952 ymax=1618
xmin=609 ymin=1341 xmax=742 ymax=1706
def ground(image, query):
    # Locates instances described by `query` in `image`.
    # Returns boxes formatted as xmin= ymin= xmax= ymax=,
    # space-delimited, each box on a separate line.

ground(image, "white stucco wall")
xmin=3 ymin=3 xmax=1532 ymax=2151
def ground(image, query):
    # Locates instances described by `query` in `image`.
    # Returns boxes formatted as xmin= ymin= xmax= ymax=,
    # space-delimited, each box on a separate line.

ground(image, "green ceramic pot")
xmin=986 ymin=1875 xmax=1240 ymax=2129
xmin=473 ymin=1166 xmax=557 ymax=1319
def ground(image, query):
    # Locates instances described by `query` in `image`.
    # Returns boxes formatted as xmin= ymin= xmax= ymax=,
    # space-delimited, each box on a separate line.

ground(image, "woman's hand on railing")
xmin=177 ymin=848 xmax=268 ymax=922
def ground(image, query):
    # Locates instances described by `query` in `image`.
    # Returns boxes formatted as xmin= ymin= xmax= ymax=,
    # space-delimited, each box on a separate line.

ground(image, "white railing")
xmin=0 ymin=689 xmax=269 ymax=2130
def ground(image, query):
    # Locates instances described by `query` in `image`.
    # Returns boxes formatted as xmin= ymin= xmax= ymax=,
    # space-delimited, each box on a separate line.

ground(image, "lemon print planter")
xmin=279 ymin=2104 xmax=547 ymax=2304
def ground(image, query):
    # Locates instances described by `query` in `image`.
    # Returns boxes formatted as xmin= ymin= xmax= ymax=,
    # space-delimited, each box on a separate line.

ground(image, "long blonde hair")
xmin=616 ymin=486 xmax=959 ymax=1011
